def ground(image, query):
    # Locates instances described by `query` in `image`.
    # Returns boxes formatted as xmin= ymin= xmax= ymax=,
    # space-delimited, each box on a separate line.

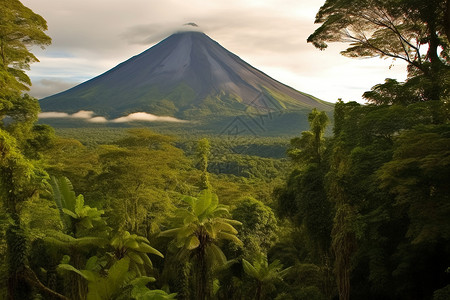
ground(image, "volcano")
xmin=39 ymin=31 xmax=333 ymax=133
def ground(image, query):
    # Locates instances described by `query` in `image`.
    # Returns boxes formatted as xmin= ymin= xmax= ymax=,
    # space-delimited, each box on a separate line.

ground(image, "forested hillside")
xmin=1 ymin=0 xmax=449 ymax=300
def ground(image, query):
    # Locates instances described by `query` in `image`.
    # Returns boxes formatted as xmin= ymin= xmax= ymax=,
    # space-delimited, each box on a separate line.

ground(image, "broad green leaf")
xmin=135 ymin=236 xmax=151 ymax=244
xmin=183 ymin=195 xmax=196 ymax=208
xmin=138 ymin=243 xmax=164 ymax=258
xmin=186 ymin=236 xmax=200 ymax=250
xmin=141 ymin=252 xmax=154 ymax=268
xmin=124 ymin=238 xmax=140 ymax=250
xmin=62 ymin=208 xmax=77 ymax=219
xmin=110 ymin=235 xmax=121 ymax=247
xmin=108 ymin=257 xmax=130 ymax=286
xmin=75 ymin=195 xmax=85 ymax=214
xmin=221 ymin=218 xmax=242 ymax=226
xmin=50 ymin=176 xmax=76 ymax=212
xmin=87 ymin=278 xmax=109 ymax=300
xmin=205 ymin=192 xmax=219 ymax=215
xmin=57 ymin=264 xmax=96 ymax=282
xmin=129 ymin=276 xmax=156 ymax=286
xmin=242 ymin=259 xmax=260 ymax=280
xmin=159 ymin=228 xmax=180 ymax=237
xmin=218 ymin=232 xmax=243 ymax=246
xmin=208 ymin=243 xmax=227 ymax=266
xmin=194 ymin=189 xmax=212 ymax=216
xmin=132 ymin=286 xmax=177 ymax=300
xmin=183 ymin=214 xmax=196 ymax=225
xmin=129 ymin=251 xmax=144 ymax=264
xmin=79 ymin=217 xmax=94 ymax=229
xmin=211 ymin=207 xmax=230 ymax=217
xmin=215 ymin=222 xmax=238 ymax=234
xmin=177 ymin=224 xmax=195 ymax=240
xmin=204 ymin=223 xmax=217 ymax=239
xmin=85 ymin=256 xmax=99 ymax=271
xmin=279 ymin=266 xmax=293 ymax=278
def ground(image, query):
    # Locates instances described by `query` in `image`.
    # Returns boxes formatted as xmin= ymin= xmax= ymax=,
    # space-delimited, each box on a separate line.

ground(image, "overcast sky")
xmin=22 ymin=0 xmax=407 ymax=103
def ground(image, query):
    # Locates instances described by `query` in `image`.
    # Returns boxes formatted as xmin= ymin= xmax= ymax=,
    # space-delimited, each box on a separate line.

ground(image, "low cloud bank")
xmin=38 ymin=110 xmax=187 ymax=123
xmin=112 ymin=112 xmax=185 ymax=123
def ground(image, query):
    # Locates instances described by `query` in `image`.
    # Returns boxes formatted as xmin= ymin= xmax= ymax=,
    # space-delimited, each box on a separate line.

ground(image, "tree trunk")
xmin=332 ymin=204 xmax=357 ymax=300
xmin=6 ymin=205 xmax=31 ymax=300
xmin=255 ymin=282 xmax=262 ymax=300
xmin=196 ymin=228 xmax=209 ymax=300
xmin=196 ymin=249 xmax=208 ymax=300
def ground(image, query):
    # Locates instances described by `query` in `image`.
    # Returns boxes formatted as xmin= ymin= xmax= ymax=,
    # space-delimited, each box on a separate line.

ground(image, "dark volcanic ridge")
xmin=39 ymin=31 xmax=333 ymax=128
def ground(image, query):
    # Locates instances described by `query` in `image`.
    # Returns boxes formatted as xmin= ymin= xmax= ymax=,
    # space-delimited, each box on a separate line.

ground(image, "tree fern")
xmin=160 ymin=189 xmax=242 ymax=300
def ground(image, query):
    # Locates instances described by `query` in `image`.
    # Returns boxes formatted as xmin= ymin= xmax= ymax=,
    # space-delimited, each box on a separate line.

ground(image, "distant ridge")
xmin=39 ymin=31 xmax=333 ymax=134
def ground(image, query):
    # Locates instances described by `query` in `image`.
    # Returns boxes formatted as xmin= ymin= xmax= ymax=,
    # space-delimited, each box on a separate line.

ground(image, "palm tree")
xmin=242 ymin=254 xmax=291 ymax=300
xmin=160 ymin=189 xmax=242 ymax=300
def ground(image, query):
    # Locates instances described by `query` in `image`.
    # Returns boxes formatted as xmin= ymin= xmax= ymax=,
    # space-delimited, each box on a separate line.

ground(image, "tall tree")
xmin=196 ymin=138 xmax=211 ymax=190
xmin=288 ymin=108 xmax=329 ymax=164
xmin=242 ymin=254 xmax=291 ymax=300
xmin=324 ymin=99 xmax=450 ymax=299
xmin=0 ymin=0 xmax=51 ymax=104
xmin=160 ymin=190 xmax=242 ymax=300
xmin=308 ymin=0 xmax=450 ymax=102
xmin=279 ymin=108 xmax=332 ymax=257
xmin=0 ymin=1 xmax=54 ymax=299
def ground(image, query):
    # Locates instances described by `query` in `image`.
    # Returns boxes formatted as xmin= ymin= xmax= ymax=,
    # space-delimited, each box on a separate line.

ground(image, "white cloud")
xmin=38 ymin=111 xmax=187 ymax=123
xmin=71 ymin=110 xmax=95 ymax=119
xmin=112 ymin=112 xmax=187 ymax=123
xmin=38 ymin=110 xmax=94 ymax=119
xmin=38 ymin=111 xmax=70 ymax=118
xmin=88 ymin=116 xmax=109 ymax=123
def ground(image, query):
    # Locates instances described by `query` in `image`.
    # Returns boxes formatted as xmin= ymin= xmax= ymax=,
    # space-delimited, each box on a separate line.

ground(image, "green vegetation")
xmin=308 ymin=0 xmax=450 ymax=103
xmin=1 ymin=0 xmax=449 ymax=299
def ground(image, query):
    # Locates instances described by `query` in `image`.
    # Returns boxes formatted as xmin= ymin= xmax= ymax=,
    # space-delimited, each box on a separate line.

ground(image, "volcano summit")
xmin=40 ymin=31 xmax=333 ymax=133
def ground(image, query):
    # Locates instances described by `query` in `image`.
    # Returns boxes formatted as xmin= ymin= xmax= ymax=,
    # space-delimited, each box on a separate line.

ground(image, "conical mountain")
xmin=40 ymin=31 xmax=332 ymax=133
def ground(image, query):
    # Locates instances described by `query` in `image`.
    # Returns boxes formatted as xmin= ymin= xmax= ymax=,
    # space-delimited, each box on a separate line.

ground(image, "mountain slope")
xmin=39 ymin=31 xmax=333 ymax=135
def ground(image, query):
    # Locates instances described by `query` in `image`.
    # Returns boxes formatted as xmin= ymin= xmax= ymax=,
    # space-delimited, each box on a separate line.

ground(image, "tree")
xmin=376 ymin=124 xmax=450 ymax=297
xmin=0 ymin=2 xmax=54 ymax=298
xmin=378 ymin=124 xmax=450 ymax=245
xmin=160 ymin=189 xmax=242 ymax=300
xmin=308 ymin=0 xmax=450 ymax=102
xmin=242 ymin=254 xmax=291 ymax=300
xmin=288 ymin=108 xmax=329 ymax=164
xmin=323 ymin=99 xmax=450 ymax=299
xmin=196 ymin=138 xmax=211 ymax=190
xmin=92 ymin=129 xmax=189 ymax=235
xmin=232 ymin=197 xmax=278 ymax=256
xmin=279 ymin=109 xmax=332 ymax=257
xmin=0 ymin=131 xmax=68 ymax=300
xmin=0 ymin=0 xmax=51 ymax=103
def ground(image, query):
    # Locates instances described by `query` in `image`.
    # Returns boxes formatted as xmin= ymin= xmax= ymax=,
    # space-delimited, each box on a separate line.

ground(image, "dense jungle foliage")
xmin=1 ymin=0 xmax=450 ymax=299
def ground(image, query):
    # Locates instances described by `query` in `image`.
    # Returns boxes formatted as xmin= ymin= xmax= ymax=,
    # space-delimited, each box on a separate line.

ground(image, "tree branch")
xmin=23 ymin=266 xmax=70 ymax=300
xmin=343 ymin=30 xmax=425 ymax=72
